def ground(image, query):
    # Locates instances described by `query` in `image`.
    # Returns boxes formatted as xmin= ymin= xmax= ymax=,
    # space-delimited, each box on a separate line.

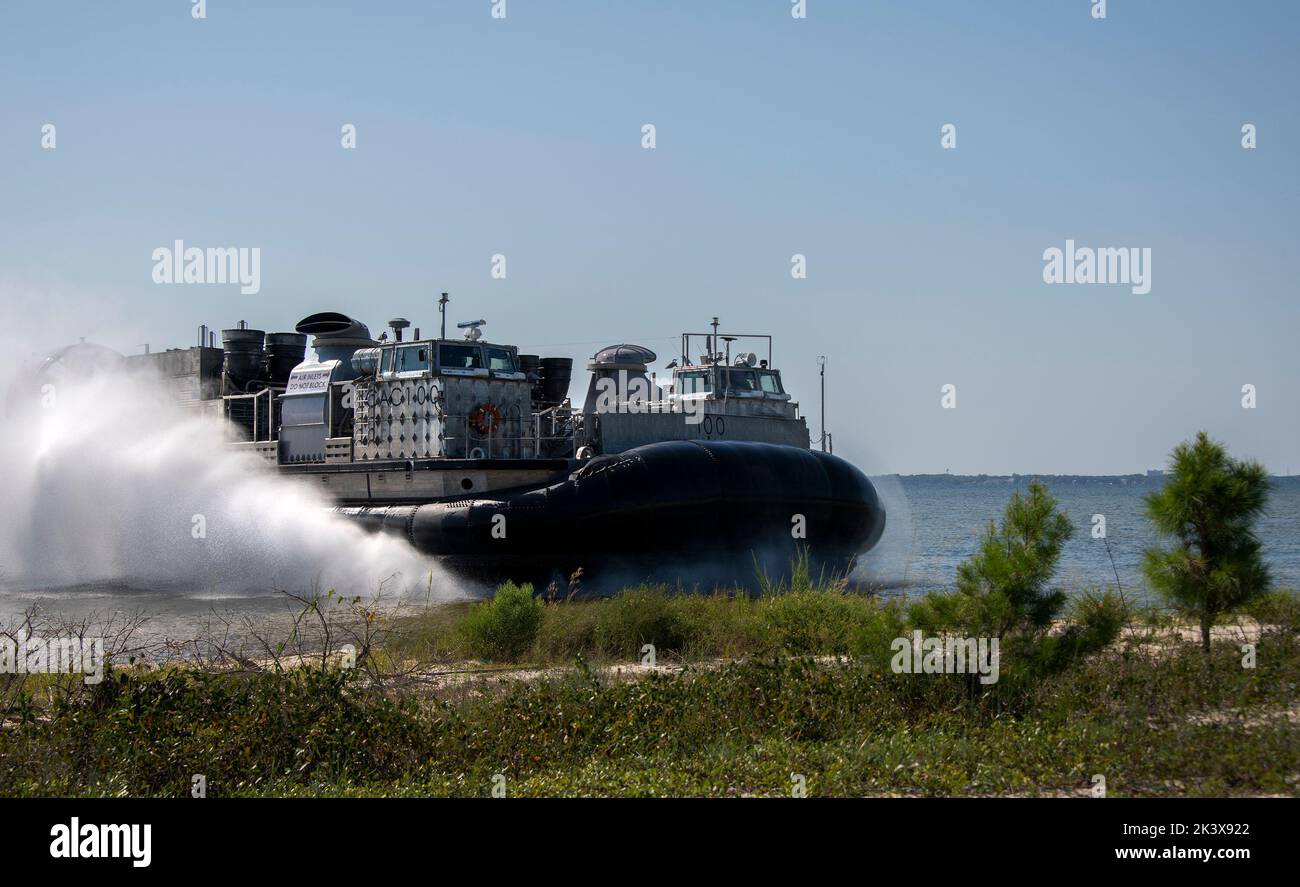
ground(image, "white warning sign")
xmin=285 ymin=364 xmax=335 ymax=394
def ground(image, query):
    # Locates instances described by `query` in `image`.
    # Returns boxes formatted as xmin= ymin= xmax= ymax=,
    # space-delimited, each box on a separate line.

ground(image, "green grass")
xmin=384 ymin=582 xmax=905 ymax=666
xmin=2 ymin=620 xmax=1297 ymax=797
xmin=4 ymin=579 xmax=1296 ymax=798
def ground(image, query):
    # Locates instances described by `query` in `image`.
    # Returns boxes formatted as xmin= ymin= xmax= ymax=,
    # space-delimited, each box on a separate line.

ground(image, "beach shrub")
xmin=671 ymin=591 xmax=764 ymax=659
xmin=1244 ymin=588 xmax=1300 ymax=634
xmin=593 ymin=586 xmax=692 ymax=657
xmin=758 ymin=589 xmax=863 ymax=655
xmin=848 ymin=598 xmax=910 ymax=670
xmin=0 ymin=668 xmax=430 ymax=796
xmin=1025 ymin=589 xmax=1127 ymax=675
xmin=460 ymin=582 xmax=543 ymax=661
xmin=534 ymin=597 xmax=603 ymax=661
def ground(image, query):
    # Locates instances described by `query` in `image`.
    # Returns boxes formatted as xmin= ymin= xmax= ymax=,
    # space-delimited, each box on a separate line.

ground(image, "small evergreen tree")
xmin=910 ymin=481 xmax=1123 ymax=678
xmin=911 ymin=482 xmax=1073 ymax=637
xmin=1143 ymin=431 xmax=1272 ymax=652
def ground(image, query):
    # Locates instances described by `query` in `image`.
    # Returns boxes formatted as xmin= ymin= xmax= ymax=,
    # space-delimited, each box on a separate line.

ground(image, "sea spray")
xmin=0 ymin=366 xmax=454 ymax=598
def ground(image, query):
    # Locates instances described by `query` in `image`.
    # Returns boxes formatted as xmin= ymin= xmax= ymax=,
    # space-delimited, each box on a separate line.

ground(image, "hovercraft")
xmin=121 ymin=305 xmax=887 ymax=588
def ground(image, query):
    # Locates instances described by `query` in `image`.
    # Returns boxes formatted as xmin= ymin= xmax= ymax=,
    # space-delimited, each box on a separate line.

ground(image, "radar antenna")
xmin=457 ymin=319 xmax=486 ymax=341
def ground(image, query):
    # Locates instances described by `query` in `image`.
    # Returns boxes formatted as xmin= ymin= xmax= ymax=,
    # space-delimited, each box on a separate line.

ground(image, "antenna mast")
xmin=818 ymin=355 xmax=827 ymax=452
xmin=438 ymin=292 xmax=449 ymax=340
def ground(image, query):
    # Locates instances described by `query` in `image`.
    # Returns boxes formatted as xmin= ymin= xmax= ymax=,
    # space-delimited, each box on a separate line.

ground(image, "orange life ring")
xmin=469 ymin=402 xmax=503 ymax=434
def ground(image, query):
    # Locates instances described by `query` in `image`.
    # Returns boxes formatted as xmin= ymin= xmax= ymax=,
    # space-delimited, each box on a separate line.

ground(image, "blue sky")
xmin=2 ymin=1 xmax=1297 ymax=474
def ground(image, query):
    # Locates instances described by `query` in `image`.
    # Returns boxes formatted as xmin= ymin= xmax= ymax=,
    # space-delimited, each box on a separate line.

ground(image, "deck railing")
xmin=436 ymin=405 xmax=583 ymax=459
xmin=221 ymin=388 xmax=278 ymax=442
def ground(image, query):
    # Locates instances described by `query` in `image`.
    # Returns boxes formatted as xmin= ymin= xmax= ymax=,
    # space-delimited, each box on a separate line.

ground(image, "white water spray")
xmin=0 ymin=367 xmax=457 ymax=599
xmin=853 ymin=473 xmax=916 ymax=593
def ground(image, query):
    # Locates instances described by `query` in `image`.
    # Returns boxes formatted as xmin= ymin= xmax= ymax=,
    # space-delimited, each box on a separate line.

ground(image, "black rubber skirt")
xmin=337 ymin=439 xmax=885 ymax=590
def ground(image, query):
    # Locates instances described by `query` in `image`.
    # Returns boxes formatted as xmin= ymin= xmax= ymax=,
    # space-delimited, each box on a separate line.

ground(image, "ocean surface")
xmin=863 ymin=475 xmax=1300 ymax=602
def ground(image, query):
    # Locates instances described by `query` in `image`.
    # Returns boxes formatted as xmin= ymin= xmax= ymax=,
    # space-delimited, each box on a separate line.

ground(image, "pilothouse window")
xmin=395 ymin=345 xmax=431 ymax=373
xmin=725 ymin=370 xmax=759 ymax=392
xmin=487 ymin=347 xmax=516 ymax=373
xmin=677 ymin=370 xmax=712 ymax=395
xmin=758 ymin=371 xmax=783 ymax=394
xmin=439 ymin=344 xmax=484 ymax=370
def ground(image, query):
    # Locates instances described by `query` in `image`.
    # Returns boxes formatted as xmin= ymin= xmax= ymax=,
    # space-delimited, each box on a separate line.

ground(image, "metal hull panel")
xmin=278 ymin=457 xmax=571 ymax=504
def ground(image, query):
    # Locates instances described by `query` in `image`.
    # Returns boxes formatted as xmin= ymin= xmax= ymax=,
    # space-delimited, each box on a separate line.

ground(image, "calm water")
xmin=862 ymin=475 xmax=1300 ymax=602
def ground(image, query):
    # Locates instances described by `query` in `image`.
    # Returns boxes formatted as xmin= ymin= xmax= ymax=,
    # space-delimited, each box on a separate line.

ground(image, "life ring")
xmin=469 ymin=402 xmax=503 ymax=434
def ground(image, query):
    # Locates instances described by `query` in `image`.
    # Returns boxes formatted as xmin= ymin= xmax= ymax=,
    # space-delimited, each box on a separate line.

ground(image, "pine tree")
xmin=909 ymin=481 xmax=1124 ymax=679
xmin=911 ymin=481 xmax=1073 ymax=637
xmin=1143 ymin=432 xmax=1272 ymax=652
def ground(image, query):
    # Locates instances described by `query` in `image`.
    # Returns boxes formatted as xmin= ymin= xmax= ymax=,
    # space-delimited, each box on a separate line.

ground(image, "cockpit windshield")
xmin=394 ymin=344 xmax=431 ymax=374
xmin=758 ymin=370 xmax=783 ymax=394
xmin=725 ymin=370 xmax=759 ymax=392
xmin=439 ymin=344 xmax=484 ymax=370
xmin=676 ymin=370 xmax=712 ymax=395
xmin=486 ymin=347 xmax=517 ymax=373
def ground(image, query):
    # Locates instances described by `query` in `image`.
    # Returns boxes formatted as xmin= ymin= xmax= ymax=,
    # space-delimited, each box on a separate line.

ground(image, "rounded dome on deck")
xmin=588 ymin=343 xmax=657 ymax=371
